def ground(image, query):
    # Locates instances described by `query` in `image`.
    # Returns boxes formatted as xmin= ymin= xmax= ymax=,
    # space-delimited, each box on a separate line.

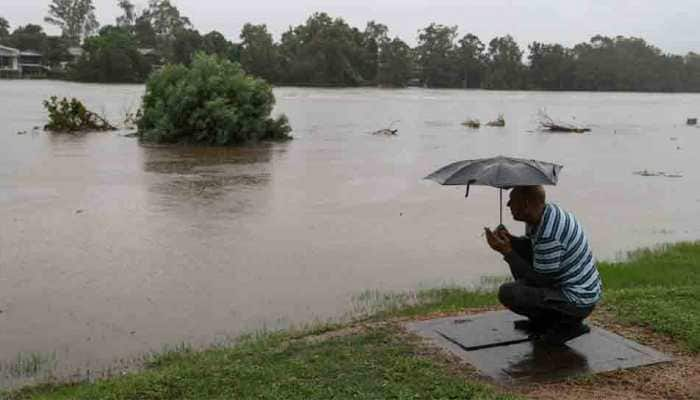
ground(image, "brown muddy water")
xmin=1 ymin=80 xmax=699 ymax=387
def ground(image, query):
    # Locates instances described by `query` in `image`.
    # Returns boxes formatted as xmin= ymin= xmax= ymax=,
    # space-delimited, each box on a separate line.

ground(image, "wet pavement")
xmin=406 ymin=310 xmax=672 ymax=385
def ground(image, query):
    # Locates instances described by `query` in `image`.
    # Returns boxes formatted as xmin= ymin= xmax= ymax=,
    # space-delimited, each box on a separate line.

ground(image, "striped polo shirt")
xmin=526 ymin=203 xmax=602 ymax=307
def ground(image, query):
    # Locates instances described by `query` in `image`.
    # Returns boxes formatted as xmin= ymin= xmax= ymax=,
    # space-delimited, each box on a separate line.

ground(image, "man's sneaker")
xmin=540 ymin=323 xmax=591 ymax=346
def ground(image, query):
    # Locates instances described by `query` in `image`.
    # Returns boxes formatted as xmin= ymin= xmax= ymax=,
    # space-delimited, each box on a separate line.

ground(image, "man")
xmin=484 ymin=185 xmax=601 ymax=345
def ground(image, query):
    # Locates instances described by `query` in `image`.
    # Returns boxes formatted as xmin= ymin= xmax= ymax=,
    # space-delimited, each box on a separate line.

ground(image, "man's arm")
xmin=485 ymin=228 xmax=555 ymax=285
xmin=503 ymin=251 xmax=555 ymax=286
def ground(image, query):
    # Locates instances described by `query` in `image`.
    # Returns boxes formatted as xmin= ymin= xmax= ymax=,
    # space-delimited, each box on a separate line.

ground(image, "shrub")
xmin=43 ymin=96 xmax=116 ymax=132
xmin=137 ymin=52 xmax=292 ymax=145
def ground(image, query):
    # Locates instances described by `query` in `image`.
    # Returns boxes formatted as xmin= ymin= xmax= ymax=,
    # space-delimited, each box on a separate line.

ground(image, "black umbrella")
xmin=425 ymin=156 xmax=563 ymax=225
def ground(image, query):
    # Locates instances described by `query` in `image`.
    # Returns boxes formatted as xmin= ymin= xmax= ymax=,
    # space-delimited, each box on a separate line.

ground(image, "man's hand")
xmin=485 ymin=227 xmax=513 ymax=255
xmin=495 ymin=225 xmax=512 ymax=240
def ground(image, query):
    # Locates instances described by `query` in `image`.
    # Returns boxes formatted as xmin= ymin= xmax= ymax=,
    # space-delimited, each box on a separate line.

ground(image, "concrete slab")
xmin=434 ymin=311 xmax=531 ymax=350
xmin=405 ymin=310 xmax=672 ymax=385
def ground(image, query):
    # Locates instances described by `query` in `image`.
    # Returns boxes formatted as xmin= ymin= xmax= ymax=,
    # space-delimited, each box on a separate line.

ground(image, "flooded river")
xmin=1 ymin=80 xmax=699 ymax=386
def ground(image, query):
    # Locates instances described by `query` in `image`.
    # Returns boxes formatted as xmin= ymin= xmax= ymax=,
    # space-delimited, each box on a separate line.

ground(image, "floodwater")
xmin=1 ymin=80 xmax=699 ymax=386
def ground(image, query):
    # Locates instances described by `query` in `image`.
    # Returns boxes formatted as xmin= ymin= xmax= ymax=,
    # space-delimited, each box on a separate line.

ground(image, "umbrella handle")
xmin=464 ymin=181 xmax=475 ymax=198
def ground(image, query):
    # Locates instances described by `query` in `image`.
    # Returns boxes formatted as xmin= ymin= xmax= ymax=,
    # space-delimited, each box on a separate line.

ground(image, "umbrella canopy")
xmin=425 ymin=156 xmax=563 ymax=224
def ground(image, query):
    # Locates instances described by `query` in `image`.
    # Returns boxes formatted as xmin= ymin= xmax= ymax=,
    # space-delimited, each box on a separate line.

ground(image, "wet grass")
xmin=6 ymin=327 xmax=519 ymax=400
xmin=597 ymin=242 xmax=700 ymax=352
xmin=0 ymin=352 xmax=57 ymax=380
xmin=5 ymin=242 xmax=700 ymax=399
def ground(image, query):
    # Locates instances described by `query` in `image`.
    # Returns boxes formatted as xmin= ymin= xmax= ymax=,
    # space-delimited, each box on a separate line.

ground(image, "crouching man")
xmin=484 ymin=186 xmax=602 ymax=345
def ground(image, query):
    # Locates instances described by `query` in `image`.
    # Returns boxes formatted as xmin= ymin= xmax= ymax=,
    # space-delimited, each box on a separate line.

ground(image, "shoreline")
xmin=5 ymin=241 xmax=699 ymax=399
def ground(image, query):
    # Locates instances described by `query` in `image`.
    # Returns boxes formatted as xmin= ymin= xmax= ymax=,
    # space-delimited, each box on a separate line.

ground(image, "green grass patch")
xmin=352 ymin=286 xmax=499 ymax=321
xmin=598 ymin=242 xmax=700 ymax=289
xmin=8 ymin=327 xmax=519 ymax=400
xmin=595 ymin=242 xmax=700 ymax=352
xmin=602 ymin=286 xmax=700 ymax=352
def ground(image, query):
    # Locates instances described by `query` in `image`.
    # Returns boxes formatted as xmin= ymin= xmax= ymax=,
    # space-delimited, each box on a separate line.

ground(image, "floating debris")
xmin=633 ymin=170 xmax=683 ymax=178
xmin=485 ymin=114 xmax=505 ymax=127
xmin=537 ymin=110 xmax=590 ymax=133
xmin=371 ymin=128 xmax=398 ymax=136
xmin=461 ymin=119 xmax=481 ymax=129
xmin=371 ymin=120 xmax=399 ymax=136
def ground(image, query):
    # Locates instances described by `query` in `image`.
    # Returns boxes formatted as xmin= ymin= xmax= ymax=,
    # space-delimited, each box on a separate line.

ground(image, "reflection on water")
xmin=0 ymin=81 xmax=699 ymax=387
xmin=142 ymin=145 xmax=274 ymax=213
xmin=505 ymin=342 xmax=590 ymax=381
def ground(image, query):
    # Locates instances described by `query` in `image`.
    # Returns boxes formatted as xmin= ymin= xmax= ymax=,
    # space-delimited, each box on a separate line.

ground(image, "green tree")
xmin=277 ymin=13 xmax=366 ymax=86
xmin=455 ymin=33 xmax=485 ymax=88
xmin=485 ymin=35 xmax=524 ymax=89
xmin=528 ymin=42 xmax=574 ymax=90
xmin=142 ymin=0 xmax=190 ymax=40
xmin=360 ymin=21 xmax=389 ymax=83
xmin=138 ymin=0 xmax=191 ymax=62
xmin=202 ymin=30 xmax=233 ymax=59
xmin=416 ymin=23 xmax=458 ymax=87
xmin=240 ymin=23 xmax=279 ymax=82
xmin=7 ymin=24 xmax=48 ymax=51
xmin=0 ymin=17 xmax=9 ymax=38
xmin=44 ymin=0 xmax=99 ymax=45
xmin=377 ymin=37 xmax=413 ymax=87
xmin=45 ymin=36 xmax=72 ymax=67
xmin=133 ymin=15 xmax=157 ymax=47
xmin=71 ymin=25 xmax=151 ymax=82
xmin=172 ymin=28 xmax=202 ymax=65
xmin=684 ymin=52 xmax=700 ymax=92
xmin=116 ymin=0 xmax=136 ymax=27
xmin=137 ymin=52 xmax=291 ymax=145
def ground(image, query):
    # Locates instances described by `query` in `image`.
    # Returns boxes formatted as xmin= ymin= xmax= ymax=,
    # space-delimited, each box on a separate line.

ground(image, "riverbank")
xmin=5 ymin=242 xmax=699 ymax=399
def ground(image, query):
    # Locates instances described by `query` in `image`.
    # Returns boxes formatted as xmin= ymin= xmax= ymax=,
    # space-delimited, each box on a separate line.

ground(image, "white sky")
xmin=3 ymin=0 xmax=700 ymax=54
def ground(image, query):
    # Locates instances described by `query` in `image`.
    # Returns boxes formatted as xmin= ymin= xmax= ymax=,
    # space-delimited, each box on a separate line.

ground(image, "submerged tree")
xmin=137 ymin=52 xmax=291 ymax=145
xmin=44 ymin=96 xmax=116 ymax=132
xmin=44 ymin=0 xmax=99 ymax=45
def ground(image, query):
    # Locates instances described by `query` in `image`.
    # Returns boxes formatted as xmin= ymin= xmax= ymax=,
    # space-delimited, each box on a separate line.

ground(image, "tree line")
xmin=2 ymin=1 xmax=700 ymax=91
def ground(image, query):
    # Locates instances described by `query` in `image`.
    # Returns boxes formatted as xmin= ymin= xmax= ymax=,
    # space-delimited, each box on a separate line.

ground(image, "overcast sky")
xmin=4 ymin=0 xmax=700 ymax=54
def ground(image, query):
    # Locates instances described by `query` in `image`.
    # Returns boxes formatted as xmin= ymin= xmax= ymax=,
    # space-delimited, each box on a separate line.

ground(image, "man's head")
xmin=507 ymin=186 xmax=546 ymax=223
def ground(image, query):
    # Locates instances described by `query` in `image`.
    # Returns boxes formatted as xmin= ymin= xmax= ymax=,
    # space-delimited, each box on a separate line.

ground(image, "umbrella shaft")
xmin=499 ymin=188 xmax=503 ymax=225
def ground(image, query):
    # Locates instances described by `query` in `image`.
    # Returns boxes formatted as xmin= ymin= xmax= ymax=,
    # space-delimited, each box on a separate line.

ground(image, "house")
xmin=18 ymin=50 xmax=45 ymax=75
xmin=0 ymin=45 xmax=20 ymax=73
xmin=0 ymin=45 xmax=47 ymax=77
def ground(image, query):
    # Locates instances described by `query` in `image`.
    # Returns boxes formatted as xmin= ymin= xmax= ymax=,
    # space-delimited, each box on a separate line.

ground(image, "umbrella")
xmin=425 ymin=156 xmax=563 ymax=225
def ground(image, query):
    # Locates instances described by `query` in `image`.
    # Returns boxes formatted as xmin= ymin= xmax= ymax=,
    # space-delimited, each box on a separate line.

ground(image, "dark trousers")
xmin=499 ymin=237 xmax=594 ymax=325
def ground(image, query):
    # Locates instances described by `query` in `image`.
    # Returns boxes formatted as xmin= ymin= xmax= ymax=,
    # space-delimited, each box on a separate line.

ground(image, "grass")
xmin=7 ymin=328 xmax=519 ymax=400
xmin=597 ymin=242 xmax=700 ymax=352
xmin=5 ymin=242 xmax=700 ymax=399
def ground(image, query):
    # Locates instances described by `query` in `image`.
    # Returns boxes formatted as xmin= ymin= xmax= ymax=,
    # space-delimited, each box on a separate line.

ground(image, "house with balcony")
xmin=0 ymin=45 xmax=20 ymax=77
xmin=0 ymin=45 xmax=48 ymax=78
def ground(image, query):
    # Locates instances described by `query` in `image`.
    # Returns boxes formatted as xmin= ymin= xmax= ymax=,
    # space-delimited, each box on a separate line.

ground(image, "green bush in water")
xmin=43 ymin=96 xmax=116 ymax=132
xmin=137 ymin=52 xmax=292 ymax=145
